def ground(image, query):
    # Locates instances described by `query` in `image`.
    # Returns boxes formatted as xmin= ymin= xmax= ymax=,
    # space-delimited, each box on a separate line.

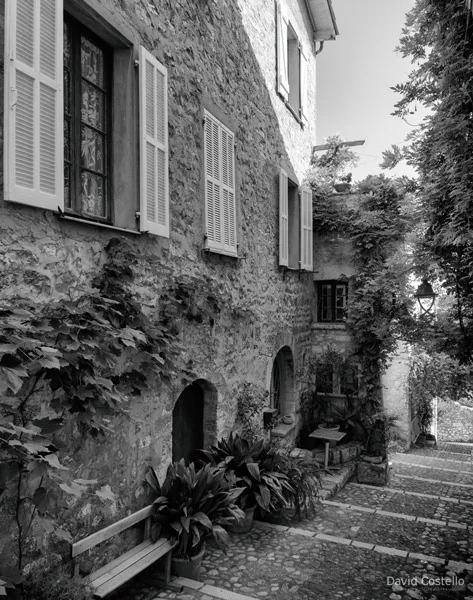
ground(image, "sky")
xmin=316 ymin=0 xmax=420 ymax=181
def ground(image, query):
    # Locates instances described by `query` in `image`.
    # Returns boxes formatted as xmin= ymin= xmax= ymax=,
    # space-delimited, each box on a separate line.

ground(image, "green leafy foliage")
xmin=147 ymin=460 xmax=244 ymax=559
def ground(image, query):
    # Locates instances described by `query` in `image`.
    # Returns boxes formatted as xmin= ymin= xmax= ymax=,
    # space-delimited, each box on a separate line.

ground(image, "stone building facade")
xmin=0 ymin=0 xmax=338 ymax=543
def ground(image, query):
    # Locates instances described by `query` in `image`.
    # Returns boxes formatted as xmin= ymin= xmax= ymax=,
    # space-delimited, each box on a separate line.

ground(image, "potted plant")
xmin=146 ymin=460 xmax=244 ymax=580
xmin=197 ymin=433 xmax=294 ymax=532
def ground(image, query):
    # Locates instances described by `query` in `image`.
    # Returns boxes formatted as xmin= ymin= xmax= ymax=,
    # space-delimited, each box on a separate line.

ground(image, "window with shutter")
xmin=275 ymin=1 xmax=311 ymax=124
xmin=6 ymin=1 xmax=168 ymax=235
xmin=139 ymin=47 xmax=169 ymax=237
xmin=203 ymin=110 xmax=237 ymax=257
xmin=279 ymin=169 xmax=289 ymax=267
xmin=5 ymin=0 xmax=64 ymax=210
xmin=300 ymin=186 xmax=313 ymax=271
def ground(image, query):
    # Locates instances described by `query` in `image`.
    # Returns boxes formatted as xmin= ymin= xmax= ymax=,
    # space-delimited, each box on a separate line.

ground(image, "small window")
xmin=64 ymin=16 xmax=112 ymax=220
xmin=317 ymin=281 xmax=348 ymax=322
xmin=340 ymin=366 xmax=359 ymax=396
xmin=276 ymin=2 xmax=309 ymax=123
xmin=203 ymin=110 xmax=237 ymax=257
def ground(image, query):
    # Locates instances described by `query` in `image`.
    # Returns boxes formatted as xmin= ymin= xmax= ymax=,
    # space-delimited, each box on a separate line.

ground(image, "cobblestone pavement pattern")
xmin=111 ymin=444 xmax=473 ymax=600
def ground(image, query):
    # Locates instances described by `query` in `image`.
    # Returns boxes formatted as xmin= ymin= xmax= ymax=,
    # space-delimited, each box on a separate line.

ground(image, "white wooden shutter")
xmin=300 ymin=44 xmax=309 ymax=124
xmin=204 ymin=110 xmax=237 ymax=256
xmin=276 ymin=2 xmax=290 ymax=101
xmin=139 ymin=46 xmax=169 ymax=237
xmin=279 ymin=169 xmax=289 ymax=267
xmin=4 ymin=0 xmax=64 ymax=210
xmin=300 ymin=186 xmax=313 ymax=271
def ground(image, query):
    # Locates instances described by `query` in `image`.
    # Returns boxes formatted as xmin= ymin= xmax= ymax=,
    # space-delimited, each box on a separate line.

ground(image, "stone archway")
xmin=172 ymin=379 xmax=218 ymax=463
xmin=270 ymin=346 xmax=295 ymax=417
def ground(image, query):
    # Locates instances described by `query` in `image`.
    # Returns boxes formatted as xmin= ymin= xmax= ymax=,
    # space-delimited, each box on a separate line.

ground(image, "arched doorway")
xmin=172 ymin=379 xmax=218 ymax=463
xmin=172 ymin=381 xmax=204 ymax=463
xmin=270 ymin=346 xmax=295 ymax=417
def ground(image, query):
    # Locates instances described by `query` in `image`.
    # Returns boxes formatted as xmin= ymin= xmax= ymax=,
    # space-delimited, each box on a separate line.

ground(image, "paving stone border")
xmin=321 ymin=499 xmax=470 ymax=529
xmin=352 ymin=482 xmax=473 ymax=506
xmin=253 ymin=519 xmax=473 ymax=572
xmin=395 ymin=473 xmax=473 ymax=489
xmin=390 ymin=460 xmax=473 ymax=476
xmin=171 ymin=579 xmax=259 ymax=600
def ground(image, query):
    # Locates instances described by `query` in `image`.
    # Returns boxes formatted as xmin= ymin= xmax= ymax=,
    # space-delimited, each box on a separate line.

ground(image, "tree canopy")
xmin=389 ymin=0 xmax=473 ymax=363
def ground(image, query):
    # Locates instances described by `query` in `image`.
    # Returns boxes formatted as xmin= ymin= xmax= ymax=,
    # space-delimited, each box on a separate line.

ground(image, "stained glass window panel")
xmin=80 ymin=37 xmax=105 ymax=88
xmin=81 ymin=171 xmax=105 ymax=217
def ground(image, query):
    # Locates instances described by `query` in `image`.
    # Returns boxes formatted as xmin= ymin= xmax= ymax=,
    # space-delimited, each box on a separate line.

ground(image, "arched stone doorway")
xmin=172 ymin=379 xmax=218 ymax=463
xmin=270 ymin=346 xmax=295 ymax=417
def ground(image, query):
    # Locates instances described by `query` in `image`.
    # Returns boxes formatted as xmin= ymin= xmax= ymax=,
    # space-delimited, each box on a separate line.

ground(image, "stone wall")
xmin=0 ymin=0 xmax=320 ymax=564
xmin=437 ymin=399 xmax=473 ymax=442
xmin=381 ymin=343 xmax=411 ymax=450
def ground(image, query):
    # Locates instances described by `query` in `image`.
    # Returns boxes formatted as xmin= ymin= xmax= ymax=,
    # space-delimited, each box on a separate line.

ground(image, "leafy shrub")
xmin=198 ymin=434 xmax=294 ymax=515
xmin=146 ymin=460 xmax=244 ymax=559
xmin=22 ymin=562 xmax=92 ymax=600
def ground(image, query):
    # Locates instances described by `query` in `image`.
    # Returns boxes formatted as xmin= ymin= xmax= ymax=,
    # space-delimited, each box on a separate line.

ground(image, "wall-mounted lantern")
xmin=414 ymin=279 xmax=437 ymax=315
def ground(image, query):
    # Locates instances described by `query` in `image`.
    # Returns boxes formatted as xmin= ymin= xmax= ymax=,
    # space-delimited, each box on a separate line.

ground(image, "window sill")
xmin=312 ymin=322 xmax=347 ymax=330
xmin=203 ymin=246 xmax=239 ymax=258
xmin=279 ymin=95 xmax=304 ymax=126
xmin=271 ymin=422 xmax=297 ymax=439
xmin=55 ymin=212 xmax=141 ymax=235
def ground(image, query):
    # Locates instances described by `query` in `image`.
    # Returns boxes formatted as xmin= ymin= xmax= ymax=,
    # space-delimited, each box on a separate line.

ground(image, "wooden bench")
xmin=71 ymin=505 xmax=176 ymax=598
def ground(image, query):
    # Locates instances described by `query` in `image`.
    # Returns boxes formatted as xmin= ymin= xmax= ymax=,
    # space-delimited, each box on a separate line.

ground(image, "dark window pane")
xmin=81 ymin=82 xmax=105 ymax=129
xmin=64 ymin=22 xmax=72 ymax=69
xmin=64 ymin=71 xmax=71 ymax=115
xmin=317 ymin=364 xmax=334 ymax=394
xmin=81 ymin=37 xmax=105 ymax=88
xmin=64 ymin=164 xmax=71 ymax=208
xmin=81 ymin=126 xmax=104 ymax=173
xmin=81 ymin=171 xmax=105 ymax=217
xmin=64 ymin=119 xmax=70 ymax=161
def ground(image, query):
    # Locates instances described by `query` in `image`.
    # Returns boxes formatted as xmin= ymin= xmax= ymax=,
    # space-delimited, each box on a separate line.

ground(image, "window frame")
xmin=203 ymin=109 xmax=238 ymax=257
xmin=317 ymin=281 xmax=348 ymax=322
xmin=64 ymin=13 xmax=113 ymax=222
xmin=276 ymin=1 xmax=309 ymax=124
xmin=279 ymin=169 xmax=313 ymax=270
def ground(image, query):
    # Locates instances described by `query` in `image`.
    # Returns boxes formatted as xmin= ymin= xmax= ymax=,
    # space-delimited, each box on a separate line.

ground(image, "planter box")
xmin=356 ymin=460 xmax=389 ymax=486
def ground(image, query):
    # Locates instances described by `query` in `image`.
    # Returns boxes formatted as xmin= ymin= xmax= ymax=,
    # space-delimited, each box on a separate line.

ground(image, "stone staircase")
xmin=123 ymin=445 xmax=473 ymax=600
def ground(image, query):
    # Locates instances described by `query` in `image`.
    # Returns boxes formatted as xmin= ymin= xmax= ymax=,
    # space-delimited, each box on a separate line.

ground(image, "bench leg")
xmin=163 ymin=550 xmax=172 ymax=584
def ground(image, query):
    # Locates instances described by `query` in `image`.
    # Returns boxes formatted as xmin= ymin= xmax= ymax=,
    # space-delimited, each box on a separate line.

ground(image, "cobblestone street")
xmin=113 ymin=444 xmax=473 ymax=600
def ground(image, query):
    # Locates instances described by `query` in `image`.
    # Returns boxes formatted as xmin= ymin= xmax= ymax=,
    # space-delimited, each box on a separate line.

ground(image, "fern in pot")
xmin=146 ymin=460 xmax=244 ymax=580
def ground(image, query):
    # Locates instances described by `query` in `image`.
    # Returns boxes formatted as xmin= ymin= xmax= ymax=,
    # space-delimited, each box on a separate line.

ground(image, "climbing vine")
xmin=0 ymin=238 xmax=179 ymax=596
xmin=307 ymin=171 xmax=417 ymax=452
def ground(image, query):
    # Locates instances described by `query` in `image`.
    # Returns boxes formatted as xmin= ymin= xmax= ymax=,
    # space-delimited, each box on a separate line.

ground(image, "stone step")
xmin=389 ymin=472 xmax=473 ymax=502
xmin=393 ymin=451 xmax=473 ymax=470
xmin=200 ymin=521 xmax=473 ymax=600
xmin=292 ymin=500 xmax=473 ymax=563
xmin=391 ymin=460 xmax=473 ymax=485
xmin=335 ymin=482 xmax=473 ymax=525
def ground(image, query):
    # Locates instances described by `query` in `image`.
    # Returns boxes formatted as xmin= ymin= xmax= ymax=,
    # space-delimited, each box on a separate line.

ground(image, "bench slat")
xmin=87 ymin=540 xmax=153 ymax=583
xmin=89 ymin=538 xmax=175 ymax=598
xmin=72 ymin=505 xmax=154 ymax=557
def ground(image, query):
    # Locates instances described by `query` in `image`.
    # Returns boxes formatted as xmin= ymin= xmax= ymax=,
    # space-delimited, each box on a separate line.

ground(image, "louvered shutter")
xmin=139 ymin=46 xmax=169 ymax=237
xmin=300 ymin=44 xmax=309 ymax=124
xmin=204 ymin=110 xmax=237 ymax=256
xmin=4 ymin=0 xmax=64 ymax=210
xmin=300 ymin=186 xmax=313 ymax=271
xmin=279 ymin=169 xmax=289 ymax=267
xmin=276 ymin=2 xmax=289 ymax=101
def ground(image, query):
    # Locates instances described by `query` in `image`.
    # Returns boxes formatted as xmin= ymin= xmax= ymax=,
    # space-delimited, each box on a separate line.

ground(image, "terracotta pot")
xmin=171 ymin=546 xmax=205 ymax=581
xmin=228 ymin=505 xmax=256 ymax=534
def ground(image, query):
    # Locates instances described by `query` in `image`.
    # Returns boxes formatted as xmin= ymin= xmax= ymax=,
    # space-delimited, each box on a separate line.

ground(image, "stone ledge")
xmin=271 ymin=422 xmax=297 ymax=438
